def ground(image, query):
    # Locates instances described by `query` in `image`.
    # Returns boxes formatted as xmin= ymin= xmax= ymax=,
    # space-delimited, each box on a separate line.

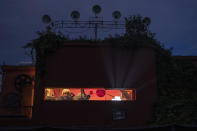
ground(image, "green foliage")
xmin=24 ymin=15 xmax=197 ymax=125
xmin=151 ymin=57 xmax=197 ymax=125
xmin=103 ymin=16 xmax=157 ymax=50
xmin=23 ymin=27 xmax=98 ymax=77
xmin=24 ymin=27 xmax=67 ymax=76
xmin=152 ymin=97 xmax=197 ymax=125
xmin=125 ymin=15 xmax=154 ymax=39
xmin=124 ymin=16 xmax=197 ymax=125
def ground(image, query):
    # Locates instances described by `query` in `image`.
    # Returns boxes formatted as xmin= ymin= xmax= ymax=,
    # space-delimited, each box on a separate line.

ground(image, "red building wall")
xmin=1 ymin=44 xmax=197 ymax=127
xmin=32 ymin=43 xmax=158 ymax=127
xmin=0 ymin=65 xmax=35 ymax=124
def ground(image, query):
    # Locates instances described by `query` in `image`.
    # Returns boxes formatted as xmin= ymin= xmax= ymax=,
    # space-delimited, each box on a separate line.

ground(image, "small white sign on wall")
xmin=112 ymin=110 xmax=126 ymax=120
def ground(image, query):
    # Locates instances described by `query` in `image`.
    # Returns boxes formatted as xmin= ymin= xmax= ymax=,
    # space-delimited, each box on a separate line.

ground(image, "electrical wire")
xmin=55 ymin=28 xmax=91 ymax=34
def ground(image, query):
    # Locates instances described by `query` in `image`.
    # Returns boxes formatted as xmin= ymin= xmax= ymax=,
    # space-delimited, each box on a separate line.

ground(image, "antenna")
xmin=47 ymin=6 xmax=125 ymax=41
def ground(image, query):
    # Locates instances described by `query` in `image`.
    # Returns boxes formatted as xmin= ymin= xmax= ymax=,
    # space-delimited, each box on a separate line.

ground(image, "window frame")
xmin=43 ymin=87 xmax=136 ymax=102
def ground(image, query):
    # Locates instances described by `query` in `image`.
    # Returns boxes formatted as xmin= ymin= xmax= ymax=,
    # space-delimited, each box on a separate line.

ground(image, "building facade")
xmin=0 ymin=43 xmax=159 ymax=127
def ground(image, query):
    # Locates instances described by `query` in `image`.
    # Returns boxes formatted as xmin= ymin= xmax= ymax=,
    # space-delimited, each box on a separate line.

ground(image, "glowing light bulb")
xmin=112 ymin=96 xmax=121 ymax=101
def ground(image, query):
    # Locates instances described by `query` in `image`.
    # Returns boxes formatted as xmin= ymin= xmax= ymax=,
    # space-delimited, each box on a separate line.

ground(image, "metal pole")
xmin=94 ymin=23 xmax=98 ymax=41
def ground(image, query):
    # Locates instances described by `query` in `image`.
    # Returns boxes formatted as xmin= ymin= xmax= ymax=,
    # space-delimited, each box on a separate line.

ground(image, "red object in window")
xmin=96 ymin=89 xmax=105 ymax=97
xmin=89 ymin=91 xmax=93 ymax=95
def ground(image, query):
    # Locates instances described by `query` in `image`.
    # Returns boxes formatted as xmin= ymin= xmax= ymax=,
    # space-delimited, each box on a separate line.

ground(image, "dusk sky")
xmin=0 ymin=0 xmax=197 ymax=65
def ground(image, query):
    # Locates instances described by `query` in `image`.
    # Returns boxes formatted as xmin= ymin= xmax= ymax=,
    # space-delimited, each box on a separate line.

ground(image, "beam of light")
xmin=136 ymin=77 xmax=156 ymax=92
xmin=99 ymin=47 xmax=134 ymax=89
xmin=99 ymin=47 xmax=155 ymax=90
xmin=99 ymin=47 xmax=115 ymax=88
xmin=123 ymin=48 xmax=156 ymax=89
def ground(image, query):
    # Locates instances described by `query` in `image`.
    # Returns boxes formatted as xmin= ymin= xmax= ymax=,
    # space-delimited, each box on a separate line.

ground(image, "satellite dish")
xmin=92 ymin=5 xmax=102 ymax=15
xmin=42 ymin=14 xmax=51 ymax=24
xmin=143 ymin=17 xmax=151 ymax=25
xmin=71 ymin=10 xmax=80 ymax=21
xmin=112 ymin=10 xmax=121 ymax=19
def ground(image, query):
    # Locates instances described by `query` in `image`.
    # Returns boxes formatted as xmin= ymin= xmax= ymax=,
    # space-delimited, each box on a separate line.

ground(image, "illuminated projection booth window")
xmin=44 ymin=88 xmax=136 ymax=101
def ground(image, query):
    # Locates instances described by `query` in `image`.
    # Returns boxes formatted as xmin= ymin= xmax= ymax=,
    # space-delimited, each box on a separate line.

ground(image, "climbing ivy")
xmin=23 ymin=27 xmax=67 ymax=77
xmin=151 ymin=57 xmax=197 ymax=125
xmin=24 ymin=15 xmax=197 ymax=125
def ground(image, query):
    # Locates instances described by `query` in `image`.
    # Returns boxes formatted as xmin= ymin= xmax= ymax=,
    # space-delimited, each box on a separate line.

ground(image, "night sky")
xmin=0 ymin=0 xmax=197 ymax=65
